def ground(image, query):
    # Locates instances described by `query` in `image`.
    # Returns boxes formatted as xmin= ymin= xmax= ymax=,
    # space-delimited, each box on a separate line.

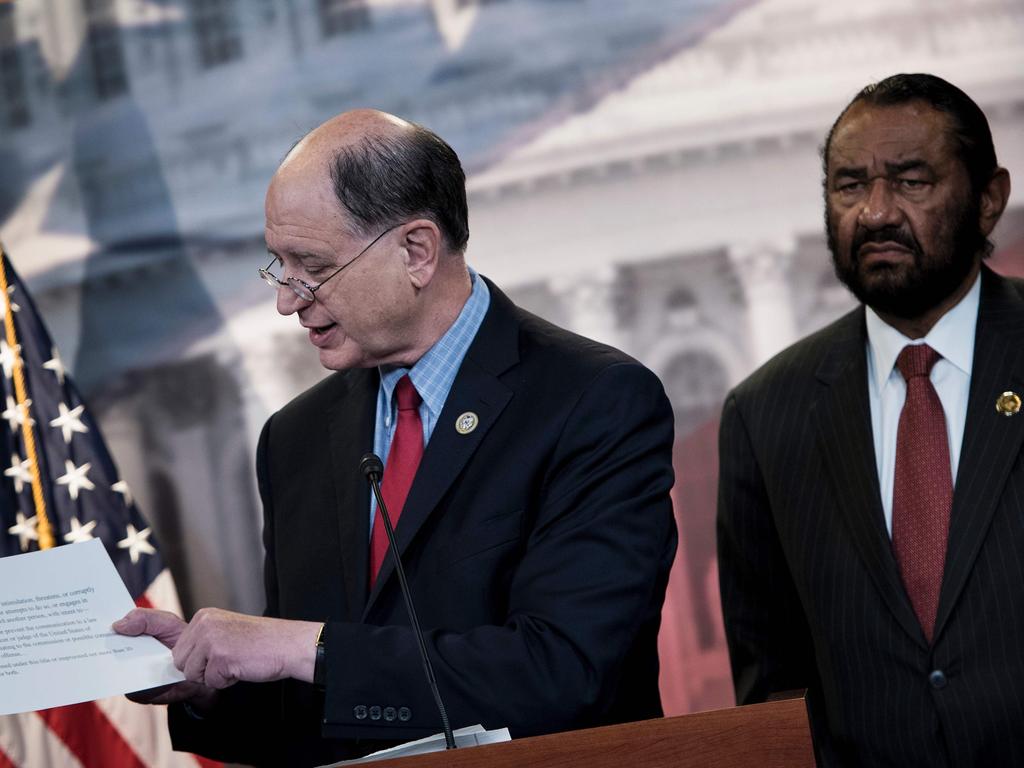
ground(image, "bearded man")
xmin=717 ymin=73 xmax=1020 ymax=767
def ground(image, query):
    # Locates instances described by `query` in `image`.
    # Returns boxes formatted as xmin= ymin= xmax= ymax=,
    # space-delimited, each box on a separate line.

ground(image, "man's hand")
xmin=114 ymin=608 xmax=187 ymax=648
xmin=113 ymin=608 xmax=217 ymax=708
xmin=169 ymin=608 xmax=321 ymax=690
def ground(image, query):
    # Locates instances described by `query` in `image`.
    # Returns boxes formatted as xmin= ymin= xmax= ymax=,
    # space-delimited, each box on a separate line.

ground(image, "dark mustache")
xmin=852 ymin=226 xmax=920 ymax=257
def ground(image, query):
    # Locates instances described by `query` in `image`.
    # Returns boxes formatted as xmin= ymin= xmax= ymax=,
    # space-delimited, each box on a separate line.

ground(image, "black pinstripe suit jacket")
xmin=717 ymin=266 xmax=1024 ymax=767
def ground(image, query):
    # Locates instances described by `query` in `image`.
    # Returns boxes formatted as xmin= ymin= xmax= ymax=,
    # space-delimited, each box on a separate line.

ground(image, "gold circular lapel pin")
xmin=455 ymin=412 xmax=479 ymax=434
xmin=996 ymin=391 xmax=1021 ymax=417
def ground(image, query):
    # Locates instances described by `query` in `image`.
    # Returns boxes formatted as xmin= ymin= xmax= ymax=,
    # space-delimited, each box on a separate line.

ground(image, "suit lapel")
xmin=327 ymin=368 xmax=378 ymax=621
xmin=812 ymin=308 xmax=927 ymax=649
xmin=363 ymin=279 xmax=519 ymax=615
xmin=934 ymin=267 xmax=1024 ymax=640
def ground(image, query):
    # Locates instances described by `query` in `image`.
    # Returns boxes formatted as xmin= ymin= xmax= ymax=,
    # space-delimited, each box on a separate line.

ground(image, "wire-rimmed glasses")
xmin=259 ymin=223 xmax=398 ymax=302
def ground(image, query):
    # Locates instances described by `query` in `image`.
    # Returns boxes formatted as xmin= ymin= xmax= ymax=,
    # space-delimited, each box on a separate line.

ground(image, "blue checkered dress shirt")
xmin=369 ymin=269 xmax=490 ymax=531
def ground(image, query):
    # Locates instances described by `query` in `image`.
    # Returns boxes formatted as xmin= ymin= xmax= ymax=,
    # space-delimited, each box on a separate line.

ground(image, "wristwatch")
xmin=313 ymin=622 xmax=327 ymax=690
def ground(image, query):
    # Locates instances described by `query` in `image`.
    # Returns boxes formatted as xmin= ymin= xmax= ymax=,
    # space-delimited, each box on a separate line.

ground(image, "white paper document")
xmin=323 ymin=724 xmax=512 ymax=766
xmin=0 ymin=538 xmax=184 ymax=715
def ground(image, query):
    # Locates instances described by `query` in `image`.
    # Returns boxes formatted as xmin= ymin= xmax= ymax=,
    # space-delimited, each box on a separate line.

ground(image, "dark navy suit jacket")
xmin=171 ymin=278 xmax=677 ymax=766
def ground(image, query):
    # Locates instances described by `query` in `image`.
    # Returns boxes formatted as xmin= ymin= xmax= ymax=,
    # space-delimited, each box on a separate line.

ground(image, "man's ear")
xmin=979 ymin=167 xmax=1011 ymax=237
xmin=402 ymin=219 xmax=442 ymax=289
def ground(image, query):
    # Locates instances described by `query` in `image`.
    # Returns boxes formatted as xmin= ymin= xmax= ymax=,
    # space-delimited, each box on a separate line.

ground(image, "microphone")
xmin=360 ymin=452 xmax=456 ymax=751
xmin=359 ymin=453 xmax=384 ymax=481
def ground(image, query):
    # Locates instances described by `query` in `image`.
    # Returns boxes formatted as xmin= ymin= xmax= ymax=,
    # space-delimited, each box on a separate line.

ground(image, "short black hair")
xmin=822 ymin=73 xmax=999 ymax=195
xmin=329 ymin=123 xmax=469 ymax=254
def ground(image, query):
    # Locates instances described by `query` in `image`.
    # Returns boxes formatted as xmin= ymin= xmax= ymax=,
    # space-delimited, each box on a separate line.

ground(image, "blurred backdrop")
xmin=0 ymin=0 xmax=1021 ymax=716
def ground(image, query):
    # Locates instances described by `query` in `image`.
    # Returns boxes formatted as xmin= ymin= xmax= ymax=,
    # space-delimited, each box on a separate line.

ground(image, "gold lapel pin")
xmin=455 ymin=412 xmax=478 ymax=435
xmin=995 ymin=391 xmax=1021 ymax=417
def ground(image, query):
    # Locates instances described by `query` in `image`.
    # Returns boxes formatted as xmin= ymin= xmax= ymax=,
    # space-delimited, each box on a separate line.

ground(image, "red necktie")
xmin=370 ymin=375 xmax=423 ymax=588
xmin=892 ymin=344 xmax=952 ymax=642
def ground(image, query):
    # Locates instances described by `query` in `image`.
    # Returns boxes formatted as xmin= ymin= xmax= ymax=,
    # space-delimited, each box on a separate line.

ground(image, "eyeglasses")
xmin=259 ymin=223 xmax=398 ymax=303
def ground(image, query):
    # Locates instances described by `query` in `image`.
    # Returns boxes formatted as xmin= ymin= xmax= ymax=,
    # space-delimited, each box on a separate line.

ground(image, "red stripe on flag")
xmin=0 ymin=745 xmax=17 ymax=768
xmin=38 ymin=702 xmax=147 ymax=768
xmin=135 ymin=594 xmax=153 ymax=609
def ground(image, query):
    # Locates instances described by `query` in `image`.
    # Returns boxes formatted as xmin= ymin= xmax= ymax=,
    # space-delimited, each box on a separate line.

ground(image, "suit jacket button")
xmin=929 ymin=670 xmax=948 ymax=689
xmin=398 ymin=707 xmax=412 ymax=722
xmin=369 ymin=705 xmax=382 ymax=721
xmin=354 ymin=705 xmax=368 ymax=720
xmin=383 ymin=706 xmax=397 ymax=722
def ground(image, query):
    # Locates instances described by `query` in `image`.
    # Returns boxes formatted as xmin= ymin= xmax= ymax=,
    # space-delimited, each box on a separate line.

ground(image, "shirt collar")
xmin=378 ymin=268 xmax=490 ymax=420
xmin=866 ymin=270 xmax=980 ymax=391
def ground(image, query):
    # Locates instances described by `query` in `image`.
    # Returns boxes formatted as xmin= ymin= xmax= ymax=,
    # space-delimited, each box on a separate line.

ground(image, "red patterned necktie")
xmin=370 ymin=375 xmax=423 ymax=588
xmin=892 ymin=344 xmax=952 ymax=642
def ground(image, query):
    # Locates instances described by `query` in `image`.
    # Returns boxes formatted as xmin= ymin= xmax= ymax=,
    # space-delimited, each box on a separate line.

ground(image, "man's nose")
xmin=858 ymin=179 xmax=902 ymax=229
xmin=276 ymin=284 xmax=308 ymax=316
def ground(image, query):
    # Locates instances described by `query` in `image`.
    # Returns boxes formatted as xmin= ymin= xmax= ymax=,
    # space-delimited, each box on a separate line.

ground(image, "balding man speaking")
xmin=115 ymin=111 xmax=677 ymax=766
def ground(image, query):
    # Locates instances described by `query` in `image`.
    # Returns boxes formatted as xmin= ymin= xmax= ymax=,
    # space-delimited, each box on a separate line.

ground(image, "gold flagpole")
xmin=0 ymin=246 xmax=55 ymax=549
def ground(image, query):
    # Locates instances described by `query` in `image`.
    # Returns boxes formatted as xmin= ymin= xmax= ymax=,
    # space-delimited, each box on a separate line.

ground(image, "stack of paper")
xmin=323 ymin=724 xmax=512 ymax=766
xmin=0 ymin=539 xmax=183 ymax=715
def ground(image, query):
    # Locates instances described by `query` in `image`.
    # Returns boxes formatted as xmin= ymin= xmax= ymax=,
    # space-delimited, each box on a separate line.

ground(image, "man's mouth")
xmin=857 ymin=242 xmax=915 ymax=269
xmin=307 ymin=323 xmax=337 ymax=346
xmin=859 ymin=242 xmax=912 ymax=255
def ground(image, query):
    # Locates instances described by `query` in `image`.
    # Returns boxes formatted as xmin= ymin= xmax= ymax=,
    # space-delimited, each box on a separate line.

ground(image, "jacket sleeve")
xmin=716 ymin=391 xmax=818 ymax=705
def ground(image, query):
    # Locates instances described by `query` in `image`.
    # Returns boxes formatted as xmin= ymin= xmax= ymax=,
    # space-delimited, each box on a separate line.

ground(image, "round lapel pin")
xmin=995 ymin=391 xmax=1021 ymax=417
xmin=455 ymin=412 xmax=478 ymax=434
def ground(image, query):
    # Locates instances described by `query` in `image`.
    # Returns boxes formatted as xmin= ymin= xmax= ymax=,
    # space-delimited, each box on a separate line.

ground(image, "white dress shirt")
xmin=865 ymin=272 xmax=980 ymax=535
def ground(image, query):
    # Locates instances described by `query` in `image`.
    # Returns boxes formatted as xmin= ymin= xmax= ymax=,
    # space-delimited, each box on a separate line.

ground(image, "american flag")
xmin=0 ymin=249 xmax=219 ymax=768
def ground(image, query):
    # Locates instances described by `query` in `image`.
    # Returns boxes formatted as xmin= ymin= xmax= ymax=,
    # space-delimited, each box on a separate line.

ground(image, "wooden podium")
xmin=366 ymin=697 xmax=815 ymax=767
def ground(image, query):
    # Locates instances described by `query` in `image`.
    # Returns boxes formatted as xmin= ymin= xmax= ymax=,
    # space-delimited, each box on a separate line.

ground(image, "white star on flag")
xmin=0 ymin=397 xmax=15 ymax=431
xmin=50 ymin=402 xmax=88 ymax=444
xmin=7 ymin=511 xmax=38 ymax=552
xmin=63 ymin=516 xmax=97 ymax=544
xmin=5 ymin=453 xmax=32 ymax=493
xmin=117 ymin=524 xmax=156 ymax=564
xmin=2 ymin=395 xmax=33 ymax=431
xmin=1 ymin=284 xmax=20 ymax=314
xmin=43 ymin=347 xmax=66 ymax=385
xmin=56 ymin=459 xmax=95 ymax=500
xmin=0 ymin=340 xmax=21 ymax=379
xmin=111 ymin=479 xmax=134 ymax=506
